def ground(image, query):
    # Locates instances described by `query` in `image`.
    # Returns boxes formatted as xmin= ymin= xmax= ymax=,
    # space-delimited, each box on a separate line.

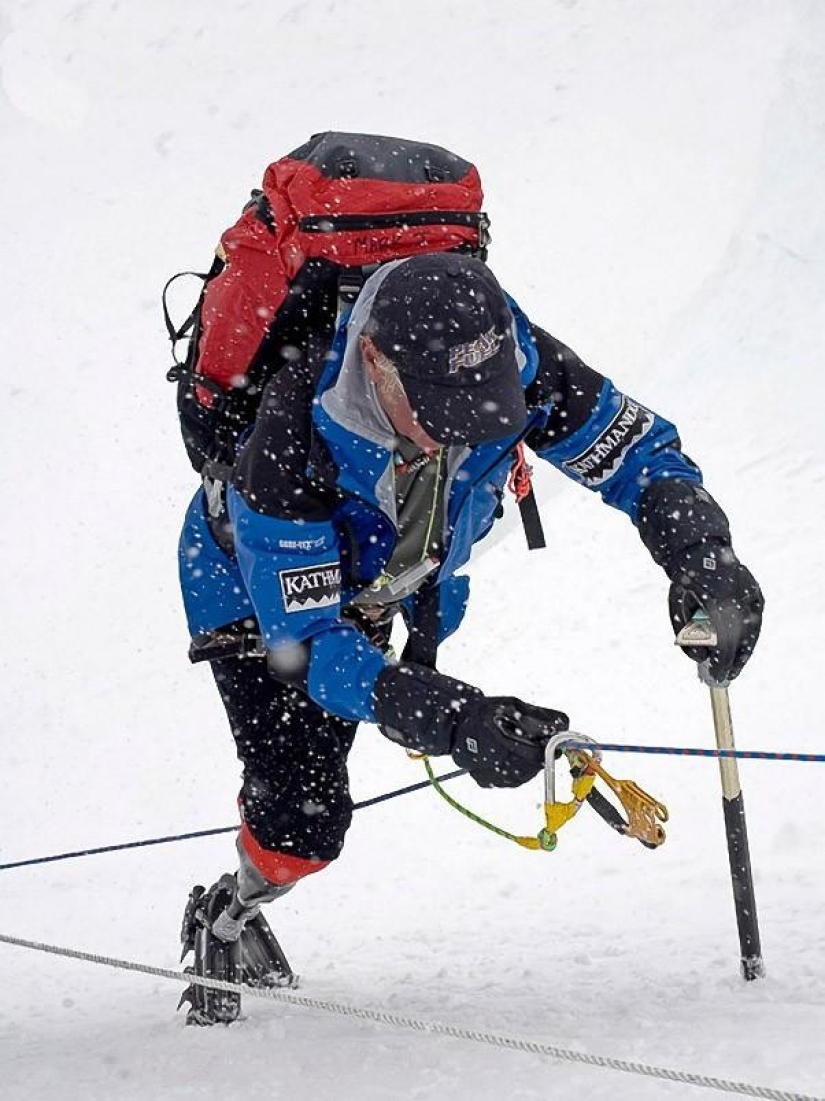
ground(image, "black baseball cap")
xmin=363 ymin=254 xmax=528 ymax=445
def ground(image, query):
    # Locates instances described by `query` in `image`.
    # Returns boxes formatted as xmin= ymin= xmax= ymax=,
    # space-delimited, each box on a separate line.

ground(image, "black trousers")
xmin=211 ymin=656 xmax=358 ymax=863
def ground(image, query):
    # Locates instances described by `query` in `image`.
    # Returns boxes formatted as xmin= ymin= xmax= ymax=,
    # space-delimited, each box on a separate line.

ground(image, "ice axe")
xmin=675 ymin=614 xmax=765 ymax=981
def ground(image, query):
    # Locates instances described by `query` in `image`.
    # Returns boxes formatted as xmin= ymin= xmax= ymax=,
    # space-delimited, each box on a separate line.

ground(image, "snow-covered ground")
xmin=1 ymin=1 xmax=824 ymax=1097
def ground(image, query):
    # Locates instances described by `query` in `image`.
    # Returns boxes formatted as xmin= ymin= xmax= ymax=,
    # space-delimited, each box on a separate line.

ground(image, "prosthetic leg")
xmin=179 ymin=841 xmax=298 ymax=1025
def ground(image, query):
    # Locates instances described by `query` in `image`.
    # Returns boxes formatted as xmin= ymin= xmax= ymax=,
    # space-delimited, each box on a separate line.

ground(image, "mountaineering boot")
xmin=178 ymin=874 xmax=244 ymax=1026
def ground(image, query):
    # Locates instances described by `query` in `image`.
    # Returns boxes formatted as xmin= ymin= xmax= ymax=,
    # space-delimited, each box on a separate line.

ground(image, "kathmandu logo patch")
xmin=279 ymin=562 xmax=341 ymax=613
xmin=447 ymin=327 xmax=505 ymax=373
xmin=562 ymin=397 xmax=654 ymax=487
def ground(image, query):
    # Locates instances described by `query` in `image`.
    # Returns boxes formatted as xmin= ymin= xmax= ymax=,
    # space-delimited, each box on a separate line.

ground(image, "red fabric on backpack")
xmin=194 ymin=137 xmax=485 ymax=406
xmin=196 ymin=208 xmax=291 ymax=406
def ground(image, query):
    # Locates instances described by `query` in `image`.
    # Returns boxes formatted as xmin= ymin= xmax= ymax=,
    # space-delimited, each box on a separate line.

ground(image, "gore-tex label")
xmin=279 ymin=562 xmax=341 ymax=613
xmin=277 ymin=536 xmax=327 ymax=552
xmin=562 ymin=397 xmax=654 ymax=487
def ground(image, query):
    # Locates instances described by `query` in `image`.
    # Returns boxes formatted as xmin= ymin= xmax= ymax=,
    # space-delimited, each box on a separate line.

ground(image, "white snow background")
xmin=1 ymin=1 xmax=824 ymax=1097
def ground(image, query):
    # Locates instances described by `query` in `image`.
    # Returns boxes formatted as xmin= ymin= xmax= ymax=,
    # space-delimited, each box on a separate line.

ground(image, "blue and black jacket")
xmin=179 ymin=269 xmax=706 ymax=724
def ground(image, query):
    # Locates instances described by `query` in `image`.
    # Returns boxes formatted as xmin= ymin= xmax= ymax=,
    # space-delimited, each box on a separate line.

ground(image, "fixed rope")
xmin=0 ymin=768 xmax=466 ymax=872
xmin=0 ymin=932 xmax=820 ymax=1101
xmin=595 ymin=744 xmax=825 ymax=763
xmin=2 ymin=745 xmax=822 ymax=873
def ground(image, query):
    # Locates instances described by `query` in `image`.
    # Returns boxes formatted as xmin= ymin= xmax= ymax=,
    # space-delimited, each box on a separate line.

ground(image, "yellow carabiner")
xmin=415 ymin=742 xmax=668 ymax=854
xmin=540 ymin=752 xmax=598 ymax=844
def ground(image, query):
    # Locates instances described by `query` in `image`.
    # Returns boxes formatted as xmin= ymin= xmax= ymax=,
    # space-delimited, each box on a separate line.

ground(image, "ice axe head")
xmin=674 ymin=615 xmax=717 ymax=649
xmin=674 ymin=614 xmax=726 ymax=688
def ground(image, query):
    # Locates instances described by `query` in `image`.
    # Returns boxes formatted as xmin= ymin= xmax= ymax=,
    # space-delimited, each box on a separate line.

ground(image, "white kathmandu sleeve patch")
xmin=278 ymin=562 xmax=341 ymax=613
xmin=562 ymin=397 xmax=654 ymax=487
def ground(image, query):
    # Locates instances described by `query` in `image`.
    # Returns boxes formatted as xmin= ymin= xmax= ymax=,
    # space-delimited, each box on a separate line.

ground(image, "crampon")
xmin=178 ymin=873 xmax=298 ymax=1026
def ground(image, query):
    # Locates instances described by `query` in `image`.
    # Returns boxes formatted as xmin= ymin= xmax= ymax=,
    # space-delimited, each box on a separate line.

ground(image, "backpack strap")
xmin=162 ymin=254 xmax=226 ymax=368
xmin=336 ymin=263 xmax=381 ymax=309
xmin=508 ymin=442 xmax=546 ymax=550
xmin=402 ymin=582 xmax=441 ymax=669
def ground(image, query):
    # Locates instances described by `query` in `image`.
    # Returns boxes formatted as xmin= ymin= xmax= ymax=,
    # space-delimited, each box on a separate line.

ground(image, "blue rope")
xmin=2 ymin=745 xmax=823 ymax=874
xmin=0 ymin=769 xmax=467 ymax=873
xmin=595 ymin=744 xmax=825 ymax=763
xmin=351 ymin=768 xmax=465 ymax=808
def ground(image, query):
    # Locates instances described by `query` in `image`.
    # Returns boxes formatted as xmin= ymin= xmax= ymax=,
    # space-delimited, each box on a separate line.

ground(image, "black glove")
xmin=373 ymin=663 xmax=569 ymax=789
xmin=454 ymin=696 xmax=570 ymax=787
xmin=638 ymin=480 xmax=764 ymax=685
xmin=669 ymin=542 xmax=764 ymax=684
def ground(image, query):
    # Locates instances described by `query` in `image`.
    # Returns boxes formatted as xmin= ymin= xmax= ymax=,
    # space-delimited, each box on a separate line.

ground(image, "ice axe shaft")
xmin=708 ymin=684 xmax=764 ymax=979
xmin=676 ymin=616 xmax=765 ymax=980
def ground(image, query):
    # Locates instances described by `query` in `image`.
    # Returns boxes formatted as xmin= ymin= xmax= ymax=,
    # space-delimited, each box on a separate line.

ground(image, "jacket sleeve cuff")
xmin=306 ymin=627 xmax=391 ymax=722
xmin=637 ymin=480 xmax=732 ymax=577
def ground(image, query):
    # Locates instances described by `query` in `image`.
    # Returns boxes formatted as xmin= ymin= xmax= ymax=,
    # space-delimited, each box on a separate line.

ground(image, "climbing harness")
xmin=421 ymin=731 xmax=668 ymax=852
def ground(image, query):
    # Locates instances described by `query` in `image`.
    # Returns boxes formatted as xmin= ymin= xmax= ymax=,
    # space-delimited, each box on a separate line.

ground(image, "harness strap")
xmin=189 ymin=626 xmax=265 ymax=664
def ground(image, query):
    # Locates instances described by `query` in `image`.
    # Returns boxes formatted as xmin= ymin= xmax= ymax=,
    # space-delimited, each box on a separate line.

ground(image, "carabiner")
xmin=537 ymin=733 xmax=601 ymax=848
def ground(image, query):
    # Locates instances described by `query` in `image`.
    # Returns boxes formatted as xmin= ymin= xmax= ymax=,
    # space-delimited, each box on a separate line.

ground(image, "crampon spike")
xmin=178 ymin=874 xmax=297 ymax=1023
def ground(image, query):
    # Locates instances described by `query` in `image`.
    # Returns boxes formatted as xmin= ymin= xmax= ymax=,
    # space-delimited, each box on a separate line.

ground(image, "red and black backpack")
xmin=164 ymin=131 xmax=543 ymax=548
xmin=164 ymin=131 xmax=489 ymax=477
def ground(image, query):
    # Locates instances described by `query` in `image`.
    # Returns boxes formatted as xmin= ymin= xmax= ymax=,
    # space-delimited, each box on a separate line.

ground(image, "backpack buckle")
xmin=337 ymin=268 xmax=366 ymax=304
xmin=203 ymin=474 xmax=225 ymax=519
xmin=338 ymin=263 xmax=382 ymax=306
xmin=477 ymin=212 xmax=492 ymax=251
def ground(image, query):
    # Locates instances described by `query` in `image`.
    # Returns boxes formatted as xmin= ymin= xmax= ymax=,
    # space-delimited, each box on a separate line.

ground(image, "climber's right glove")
xmin=373 ymin=663 xmax=569 ymax=789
